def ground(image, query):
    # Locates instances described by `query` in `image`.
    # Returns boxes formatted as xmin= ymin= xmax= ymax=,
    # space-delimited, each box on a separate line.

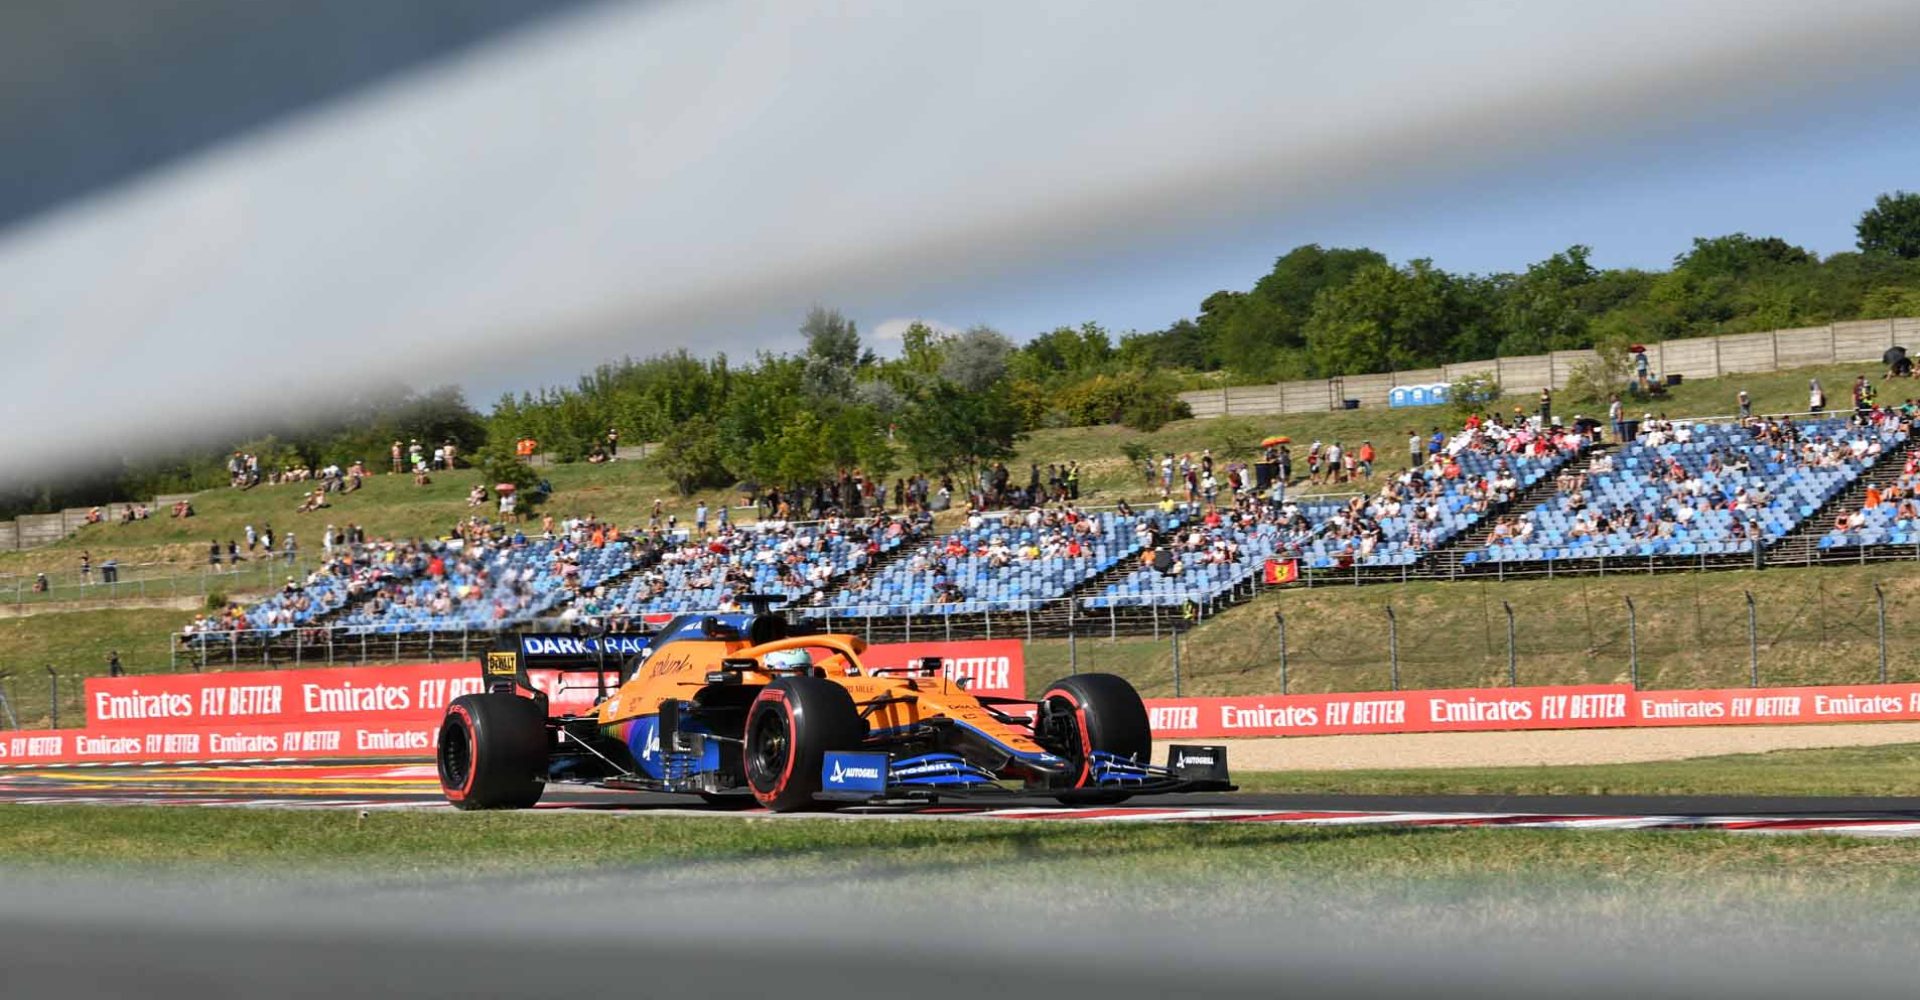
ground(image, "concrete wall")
xmin=1181 ymin=317 xmax=1918 ymax=419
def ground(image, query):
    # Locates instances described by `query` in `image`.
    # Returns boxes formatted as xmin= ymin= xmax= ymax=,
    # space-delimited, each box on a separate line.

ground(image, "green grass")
xmin=8 ymin=803 xmax=1920 ymax=935
xmin=1025 ymin=559 xmax=1920 ymax=698
xmin=1231 ymin=743 xmax=1920 ymax=797
xmin=0 ymin=608 xmax=196 ymax=728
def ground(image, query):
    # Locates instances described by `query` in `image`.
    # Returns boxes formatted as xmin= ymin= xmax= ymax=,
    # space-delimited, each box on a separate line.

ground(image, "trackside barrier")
xmin=1145 ymin=682 xmax=1920 ymax=739
xmin=10 ymin=674 xmax=1920 ymax=767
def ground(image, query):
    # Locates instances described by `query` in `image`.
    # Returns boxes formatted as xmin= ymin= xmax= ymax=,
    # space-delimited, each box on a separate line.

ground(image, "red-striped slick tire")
xmin=743 ymin=677 xmax=867 ymax=812
xmin=1039 ymin=673 xmax=1152 ymax=806
xmin=438 ymin=693 xmax=547 ymax=810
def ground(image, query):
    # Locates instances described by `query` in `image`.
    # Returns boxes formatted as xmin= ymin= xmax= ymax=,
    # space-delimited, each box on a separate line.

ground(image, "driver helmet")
xmin=764 ymin=648 xmax=813 ymax=673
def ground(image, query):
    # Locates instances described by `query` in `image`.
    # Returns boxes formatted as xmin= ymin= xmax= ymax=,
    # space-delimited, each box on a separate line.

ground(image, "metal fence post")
xmin=1386 ymin=604 xmax=1399 ymax=691
xmin=46 ymin=666 xmax=57 ymax=730
xmin=1625 ymin=596 xmax=1638 ymax=690
xmin=1068 ymin=630 xmax=1078 ymax=675
xmin=1170 ymin=628 xmax=1183 ymax=697
xmin=1274 ymin=611 xmax=1288 ymax=694
xmin=1502 ymin=600 xmax=1516 ymax=687
xmin=1875 ymin=583 xmax=1889 ymax=684
xmin=1745 ymin=590 xmax=1758 ymax=687
xmin=0 ymin=674 xmax=16 ymax=730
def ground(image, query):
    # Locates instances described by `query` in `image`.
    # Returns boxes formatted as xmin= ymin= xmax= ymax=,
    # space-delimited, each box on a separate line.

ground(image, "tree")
xmin=897 ymin=381 xmax=1021 ymax=474
xmin=652 ymin=416 xmax=731 ymax=496
xmin=1674 ymin=233 xmax=1814 ymax=276
xmin=1858 ymin=191 xmax=1920 ymax=259
xmin=938 ymin=326 xmax=1014 ymax=392
xmin=1302 ymin=260 xmax=1460 ymax=375
xmin=801 ymin=306 xmax=865 ymax=398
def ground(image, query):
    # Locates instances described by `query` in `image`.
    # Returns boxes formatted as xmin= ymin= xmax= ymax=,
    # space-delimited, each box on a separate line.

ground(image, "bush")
xmin=1563 ymin=339 xmax=1634 ymax=406
xmin=1449 ymin=371 xmax=1501 ymax=421
xmin=204 ymin=590 xmax=228 ymax=611
xmin=1047 ymin=373 xmax=1192 ymax=432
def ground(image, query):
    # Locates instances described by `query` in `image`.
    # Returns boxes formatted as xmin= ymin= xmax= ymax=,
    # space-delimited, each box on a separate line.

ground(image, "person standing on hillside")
xmin=106 ymin=651 xmax=123 ymax=678
xmin=262 ymin=524 xmax=275 ymax=555
xmin=1538 ymin=387 xmax=1553 ymax=428
xmin=1406 ymin=430 xmax=1421 ymax=471
xmin=1737 ymin=389 xmax=1751 ymax=419
xmin=245 ymin=523 xmax=258 ymax=554
xmin=1357 ymin=440 xmax=1375 ymax=479
xmin=390 ymin=440 xmax=403 ymax=474
xmin=79 ymin=551 xmax=91 ymax=585
xmin=284 ymin=531 xmax=298 ymax=566
xmin=1809 ymin=378 xmax=1826 ymax=414
xmin=605 ymin=427 xmax=619 ymax=459
xmin=1608 ymin=395 xmax=1624 ymax=443
xmin=208 ymin=539 xmax=223 ymax=573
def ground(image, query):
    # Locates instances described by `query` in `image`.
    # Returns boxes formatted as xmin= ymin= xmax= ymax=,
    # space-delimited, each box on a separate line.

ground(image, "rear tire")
xmin=1039 ymin=673 xmax=1151 ymax=806
xmin=743 ymin=677 xmax=868 ymax=812
xmin=438 ymin=693 xmax=548 ymax=810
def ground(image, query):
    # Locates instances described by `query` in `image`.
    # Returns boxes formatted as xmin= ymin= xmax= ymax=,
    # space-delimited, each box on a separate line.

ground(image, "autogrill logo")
xmin=829 ymin=760 xmax=882 ymax=784
xmin=1176 ymin=753 xmax=1215 ymax=767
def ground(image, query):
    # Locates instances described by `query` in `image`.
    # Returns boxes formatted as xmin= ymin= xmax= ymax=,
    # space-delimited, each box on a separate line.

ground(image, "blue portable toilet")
xmin=1407 ymin=385 xmax=1430 ymax=407
xmin=1428 ymin=382 xmax=1451 ymax=403
xmin=1389 ymin=386 xmax=1413 ymax=408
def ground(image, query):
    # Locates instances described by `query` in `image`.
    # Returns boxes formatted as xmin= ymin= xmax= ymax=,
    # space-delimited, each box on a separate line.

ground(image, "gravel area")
xmin=1160 ymin=722 xmax=1920 ymax=772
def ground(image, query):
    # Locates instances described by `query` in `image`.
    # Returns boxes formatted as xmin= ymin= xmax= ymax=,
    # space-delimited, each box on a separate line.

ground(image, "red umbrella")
xmin=495 ymin=483 xmax=517 ymax=493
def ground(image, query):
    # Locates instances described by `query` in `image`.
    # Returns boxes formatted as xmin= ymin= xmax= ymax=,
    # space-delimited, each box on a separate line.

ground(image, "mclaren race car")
xmin=437 ymin=596 xmax=1233 ymax=811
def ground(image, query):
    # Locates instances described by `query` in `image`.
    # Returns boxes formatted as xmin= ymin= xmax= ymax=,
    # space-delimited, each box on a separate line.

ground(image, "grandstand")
xmin=800 ymin=507 xmax=1174 ymax=620
xmin=1468 ymin=415 xmax=1907 ymax=566
xmin=591 ymin=515 xmax=919 ymax=618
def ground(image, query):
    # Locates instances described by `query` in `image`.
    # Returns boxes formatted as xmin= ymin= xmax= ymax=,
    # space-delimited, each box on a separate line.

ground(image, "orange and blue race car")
xmin=437 ymin=596 xmax=1232 ymax=811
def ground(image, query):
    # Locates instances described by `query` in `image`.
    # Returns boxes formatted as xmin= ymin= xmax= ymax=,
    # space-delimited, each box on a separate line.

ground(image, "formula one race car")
xmin=437 ymin=596 xmax=1232 ymax=811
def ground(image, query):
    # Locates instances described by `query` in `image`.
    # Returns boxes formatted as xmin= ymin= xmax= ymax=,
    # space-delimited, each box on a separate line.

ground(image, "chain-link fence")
xmin=1 ymin=554 xmax=326 ymax=610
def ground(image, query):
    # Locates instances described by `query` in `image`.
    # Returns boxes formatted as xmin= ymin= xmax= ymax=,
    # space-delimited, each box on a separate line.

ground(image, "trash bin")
xmin=1620 ymin=419 xmax=1641 ymax=442
xmin=1342 ymin=399 xmax=1360 ymax=410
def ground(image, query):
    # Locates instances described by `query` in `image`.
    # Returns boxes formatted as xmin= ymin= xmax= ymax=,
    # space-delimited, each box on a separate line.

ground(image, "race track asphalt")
xmin=4 ymin=763 xmax=1920 ymax=827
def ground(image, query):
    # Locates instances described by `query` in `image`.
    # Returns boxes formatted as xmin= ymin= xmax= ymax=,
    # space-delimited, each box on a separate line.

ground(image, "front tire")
xmin=1038 ymin=673 xmax=1152 ymax=805
xmin=743 ymin=677 xmax=868 ymax=812
xmin=438 ymin=693 xmax=548 ymax=810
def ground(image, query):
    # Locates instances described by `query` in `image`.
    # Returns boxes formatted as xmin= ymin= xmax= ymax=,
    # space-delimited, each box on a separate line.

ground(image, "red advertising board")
xmin=862 ymin=640 xmax=1026 ymax=699
xmin=1630 ymin=684 xmax=1920 ymax=727
xmin=0 ymin=720 xmax=438 ymax=766
xmin=84 ymin=663 xmax=482 ymax=730
xmin=1146 ymin=685 xmax=1637 ymax=739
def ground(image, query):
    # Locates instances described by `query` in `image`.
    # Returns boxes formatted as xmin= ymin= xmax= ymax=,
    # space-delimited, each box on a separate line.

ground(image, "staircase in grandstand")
xmin=1426 ymin=441 xmax=1610 ymax=564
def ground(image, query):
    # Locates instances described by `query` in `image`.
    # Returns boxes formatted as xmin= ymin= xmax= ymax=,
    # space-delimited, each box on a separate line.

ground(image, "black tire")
xmin=743 ymin=677 xmax=868 ymax=812
xmin=438 ymin=693 xmax=548 ymax=810
xmin=1039 ymin=673 xmax=1152 ymax=805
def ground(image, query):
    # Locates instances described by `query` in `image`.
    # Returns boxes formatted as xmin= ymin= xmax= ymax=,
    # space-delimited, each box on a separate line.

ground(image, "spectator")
xmin=606 ymin=427 xmax=619 ymax=458
xmin=33 ymin=573 xmax=49 ymax=594
xmin=284 ymin=532 xmax=298 ymax=565
xmin=1609 ymin=394 xmax=1625 ymax=443
xmin=1809 ymin=378 xmax=1825 ymax=414
xmin=209 ymin=540 xmax=223 ymax=573
xmin=390 ymin=440 xmax=404 ymax=474
xmin=101 ymin=558 xmax=119 ymax=584
xmin=1737 ymin=389 xmax=1751 ymax=419
xmin=79 ymin=551 xmax=92 ymax=585
xmin=106 ymin=651 xmax=124 ymax=677
xmin=1357 ymin=441 xmax=1375 ymax=478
